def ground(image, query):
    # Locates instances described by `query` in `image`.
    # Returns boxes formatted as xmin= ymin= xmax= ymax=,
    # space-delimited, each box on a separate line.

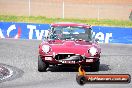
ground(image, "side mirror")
xmin=95 ymin=38 xmax=99 ymax=43
xmin=43 ymin=36 xmax=48 ymax=41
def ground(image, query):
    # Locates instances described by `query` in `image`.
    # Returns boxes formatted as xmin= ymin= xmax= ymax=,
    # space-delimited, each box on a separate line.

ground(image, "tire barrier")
xmin=0 ymin=22 xmax=132 ymax=44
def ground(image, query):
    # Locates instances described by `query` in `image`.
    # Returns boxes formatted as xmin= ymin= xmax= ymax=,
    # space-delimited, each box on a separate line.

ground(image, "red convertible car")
xmin=38 ymin=22 xmax=101 ymax=72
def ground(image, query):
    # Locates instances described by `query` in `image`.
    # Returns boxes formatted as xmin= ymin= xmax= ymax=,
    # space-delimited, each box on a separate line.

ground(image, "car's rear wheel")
xmin=90 ymin=59 xmax=100 ymax=72
xmin=38 ymin=56 xmax=49 ymax=72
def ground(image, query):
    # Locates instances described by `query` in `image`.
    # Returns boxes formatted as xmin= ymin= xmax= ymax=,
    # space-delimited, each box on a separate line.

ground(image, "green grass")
xmin=0 ymin=15 xmax=132 ymax=27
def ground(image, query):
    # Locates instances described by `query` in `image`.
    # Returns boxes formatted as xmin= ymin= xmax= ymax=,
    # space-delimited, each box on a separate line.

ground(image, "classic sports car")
xmin=38 ymin=22 xmax=101 ymax=72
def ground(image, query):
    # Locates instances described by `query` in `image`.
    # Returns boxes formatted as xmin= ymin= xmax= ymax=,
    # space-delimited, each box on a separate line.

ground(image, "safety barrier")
xmin=0 ymin=22 xmax=132 ymax=44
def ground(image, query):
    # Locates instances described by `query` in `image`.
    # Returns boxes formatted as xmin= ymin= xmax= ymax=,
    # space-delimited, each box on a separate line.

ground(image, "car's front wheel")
xmin=38 ymin=56 xmax=49 ymax=72
xmin=90 ymin=60 xmax=100 ymax=72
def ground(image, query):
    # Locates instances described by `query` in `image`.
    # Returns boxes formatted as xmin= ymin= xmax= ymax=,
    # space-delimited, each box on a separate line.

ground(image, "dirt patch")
xmin=0 ymin=0 xmax=132 ymax=20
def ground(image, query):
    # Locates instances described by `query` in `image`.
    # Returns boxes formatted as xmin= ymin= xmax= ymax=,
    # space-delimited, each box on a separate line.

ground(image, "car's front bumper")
xmin=39 ymin=55 xmax=100 ymax=65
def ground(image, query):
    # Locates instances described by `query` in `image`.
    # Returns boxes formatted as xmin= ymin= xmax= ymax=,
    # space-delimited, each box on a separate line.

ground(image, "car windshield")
xmin=49 ymin=26 xmax=92 ymax=41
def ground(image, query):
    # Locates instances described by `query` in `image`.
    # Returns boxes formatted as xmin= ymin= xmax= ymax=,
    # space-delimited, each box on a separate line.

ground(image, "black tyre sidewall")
xmin=91 ymin=60 xmax=100 ymax=72
xmin=38 ymin=56 xmax=48 ymax=72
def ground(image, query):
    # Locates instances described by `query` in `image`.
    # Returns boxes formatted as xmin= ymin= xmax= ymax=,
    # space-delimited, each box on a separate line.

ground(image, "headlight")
xmin=89 ymin=47 xmax=97 ymax=56
xmin=42 ymin=45 xmax=50 ymax=53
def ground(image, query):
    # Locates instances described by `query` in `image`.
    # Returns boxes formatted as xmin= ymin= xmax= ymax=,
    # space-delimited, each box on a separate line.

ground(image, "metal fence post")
xmin=97 ymin=6 xmax=100 ymax=21
xmin=28 ymin=0 xmax=31 ymax=16
xmin=62 ymin=0 xmax=64 ymax=18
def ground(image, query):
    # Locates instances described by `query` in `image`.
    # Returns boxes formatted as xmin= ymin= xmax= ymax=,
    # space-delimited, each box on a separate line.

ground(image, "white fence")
xmin=0 ymin=0 xmax=132 ymax=20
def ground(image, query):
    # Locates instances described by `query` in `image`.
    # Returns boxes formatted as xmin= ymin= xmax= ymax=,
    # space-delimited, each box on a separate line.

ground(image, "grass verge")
xmin=0 ymin=15 xmax=132 ymax=27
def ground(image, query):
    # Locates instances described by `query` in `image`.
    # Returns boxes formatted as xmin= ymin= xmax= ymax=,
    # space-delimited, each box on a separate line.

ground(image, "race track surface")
xmin=0 ymin=39 xmax=132 ymax=88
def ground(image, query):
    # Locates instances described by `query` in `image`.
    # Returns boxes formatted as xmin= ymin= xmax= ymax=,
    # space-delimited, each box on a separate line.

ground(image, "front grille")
xmin=55 ymin=54 xmax=75 ymax=60
xmin=55 ymin=54 xmax=84 ymax=62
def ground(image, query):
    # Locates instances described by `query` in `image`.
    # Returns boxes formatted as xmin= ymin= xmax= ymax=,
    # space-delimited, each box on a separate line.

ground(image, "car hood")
xmin=48 ymin=40 xmax=92 ymax=45
xmin=41 ymin=40 xmax=101 ymax=56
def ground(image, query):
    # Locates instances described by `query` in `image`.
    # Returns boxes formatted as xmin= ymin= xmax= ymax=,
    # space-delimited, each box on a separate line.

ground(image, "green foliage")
xmin=0 ymin=15 xmax=132 ymax=27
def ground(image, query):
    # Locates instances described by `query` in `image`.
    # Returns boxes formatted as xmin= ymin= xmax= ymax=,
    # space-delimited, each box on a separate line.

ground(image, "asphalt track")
xmin=0 ymin=39 xmax=132 ymax=88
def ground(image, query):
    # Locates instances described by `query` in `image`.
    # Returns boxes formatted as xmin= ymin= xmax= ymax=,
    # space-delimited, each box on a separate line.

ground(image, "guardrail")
xmin=0 ymin=22 xmax=132 ymax=44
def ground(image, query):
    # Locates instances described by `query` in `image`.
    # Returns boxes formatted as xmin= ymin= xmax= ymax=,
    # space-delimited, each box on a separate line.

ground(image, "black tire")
xmin=90 ymin=60 xmax=100 ymax=72
xmin=76 ymin=75 xmax=86 ymax=85
xmin=38 ymin=56 xmax=49 ymax=72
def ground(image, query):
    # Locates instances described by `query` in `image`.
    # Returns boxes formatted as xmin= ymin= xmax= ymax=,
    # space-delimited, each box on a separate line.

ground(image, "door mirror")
xmin=43 ymin=36 xmax=48 ymax=41
xmin=95 ymin=38 xmax=99 ymax=43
